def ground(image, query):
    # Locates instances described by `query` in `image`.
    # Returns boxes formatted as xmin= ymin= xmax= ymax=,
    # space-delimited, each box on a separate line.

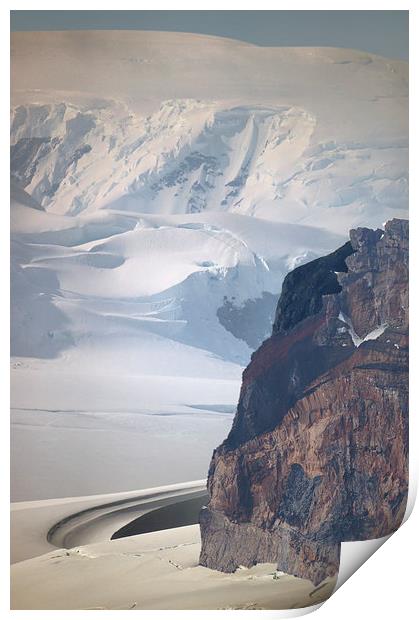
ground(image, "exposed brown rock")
xmin=199 ymin=219 xmax=408 ymax=585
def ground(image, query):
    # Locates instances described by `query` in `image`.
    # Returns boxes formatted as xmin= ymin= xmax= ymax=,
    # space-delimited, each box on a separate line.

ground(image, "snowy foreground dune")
xmin=11 ymin=481 xmax=335 ymax=610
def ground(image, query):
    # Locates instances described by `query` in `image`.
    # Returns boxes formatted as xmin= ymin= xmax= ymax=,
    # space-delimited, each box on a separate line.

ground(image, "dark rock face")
xmin=273 ymin=240 xmax=355 ymax=334
xmin=199 ymin=219 xmax=408 ymax=585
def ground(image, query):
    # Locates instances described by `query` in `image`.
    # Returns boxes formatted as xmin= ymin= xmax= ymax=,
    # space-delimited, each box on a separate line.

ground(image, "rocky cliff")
xmin=199 ymin=219 xmax=408 ymax=585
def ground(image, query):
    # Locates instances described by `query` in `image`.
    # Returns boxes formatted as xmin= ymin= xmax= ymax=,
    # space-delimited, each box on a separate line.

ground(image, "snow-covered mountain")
xmin=11 ymin=31 xmax=408 ymax=232
xmin=10 ymin=31 xmax=408 ymax=499
xmin=12 ymin=101 xmax=316 ymax=218
xmin=11 ymin=94 xmax=407 ymax=232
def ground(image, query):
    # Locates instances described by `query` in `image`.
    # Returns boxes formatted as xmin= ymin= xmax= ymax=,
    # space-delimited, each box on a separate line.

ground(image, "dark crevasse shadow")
xmin=111 ymin=493 xmax=209 ymax=540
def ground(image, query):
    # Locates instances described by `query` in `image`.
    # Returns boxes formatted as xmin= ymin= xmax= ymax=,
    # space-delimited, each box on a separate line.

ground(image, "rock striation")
xmin=199 ymin=219 xmax=408 ymax=585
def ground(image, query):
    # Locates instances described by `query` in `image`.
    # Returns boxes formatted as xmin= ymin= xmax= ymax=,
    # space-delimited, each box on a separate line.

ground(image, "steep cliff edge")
xmin=199 ymin=219 xmax=408 ymax=585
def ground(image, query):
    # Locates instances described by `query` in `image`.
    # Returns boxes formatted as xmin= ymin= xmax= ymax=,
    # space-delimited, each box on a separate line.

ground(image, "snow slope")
xmin=10 ymin=31 xmax=408 ymax=500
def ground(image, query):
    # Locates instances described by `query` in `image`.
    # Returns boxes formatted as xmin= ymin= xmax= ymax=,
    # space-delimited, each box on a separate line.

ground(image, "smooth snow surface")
xmin=11 ymin=524 xmax=335 ymax=610
xmin=11 ymin=31 xmax=407 ymax=501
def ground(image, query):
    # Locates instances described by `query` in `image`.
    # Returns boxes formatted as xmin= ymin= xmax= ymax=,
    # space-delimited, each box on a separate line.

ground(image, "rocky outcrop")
xmin=199 ymin=219 xmax=408 ymax=585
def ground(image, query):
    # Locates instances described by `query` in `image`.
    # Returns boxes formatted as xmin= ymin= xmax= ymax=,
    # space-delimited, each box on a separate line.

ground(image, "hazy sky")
xmin=10 ymin=10 xmax=408 ymax=60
